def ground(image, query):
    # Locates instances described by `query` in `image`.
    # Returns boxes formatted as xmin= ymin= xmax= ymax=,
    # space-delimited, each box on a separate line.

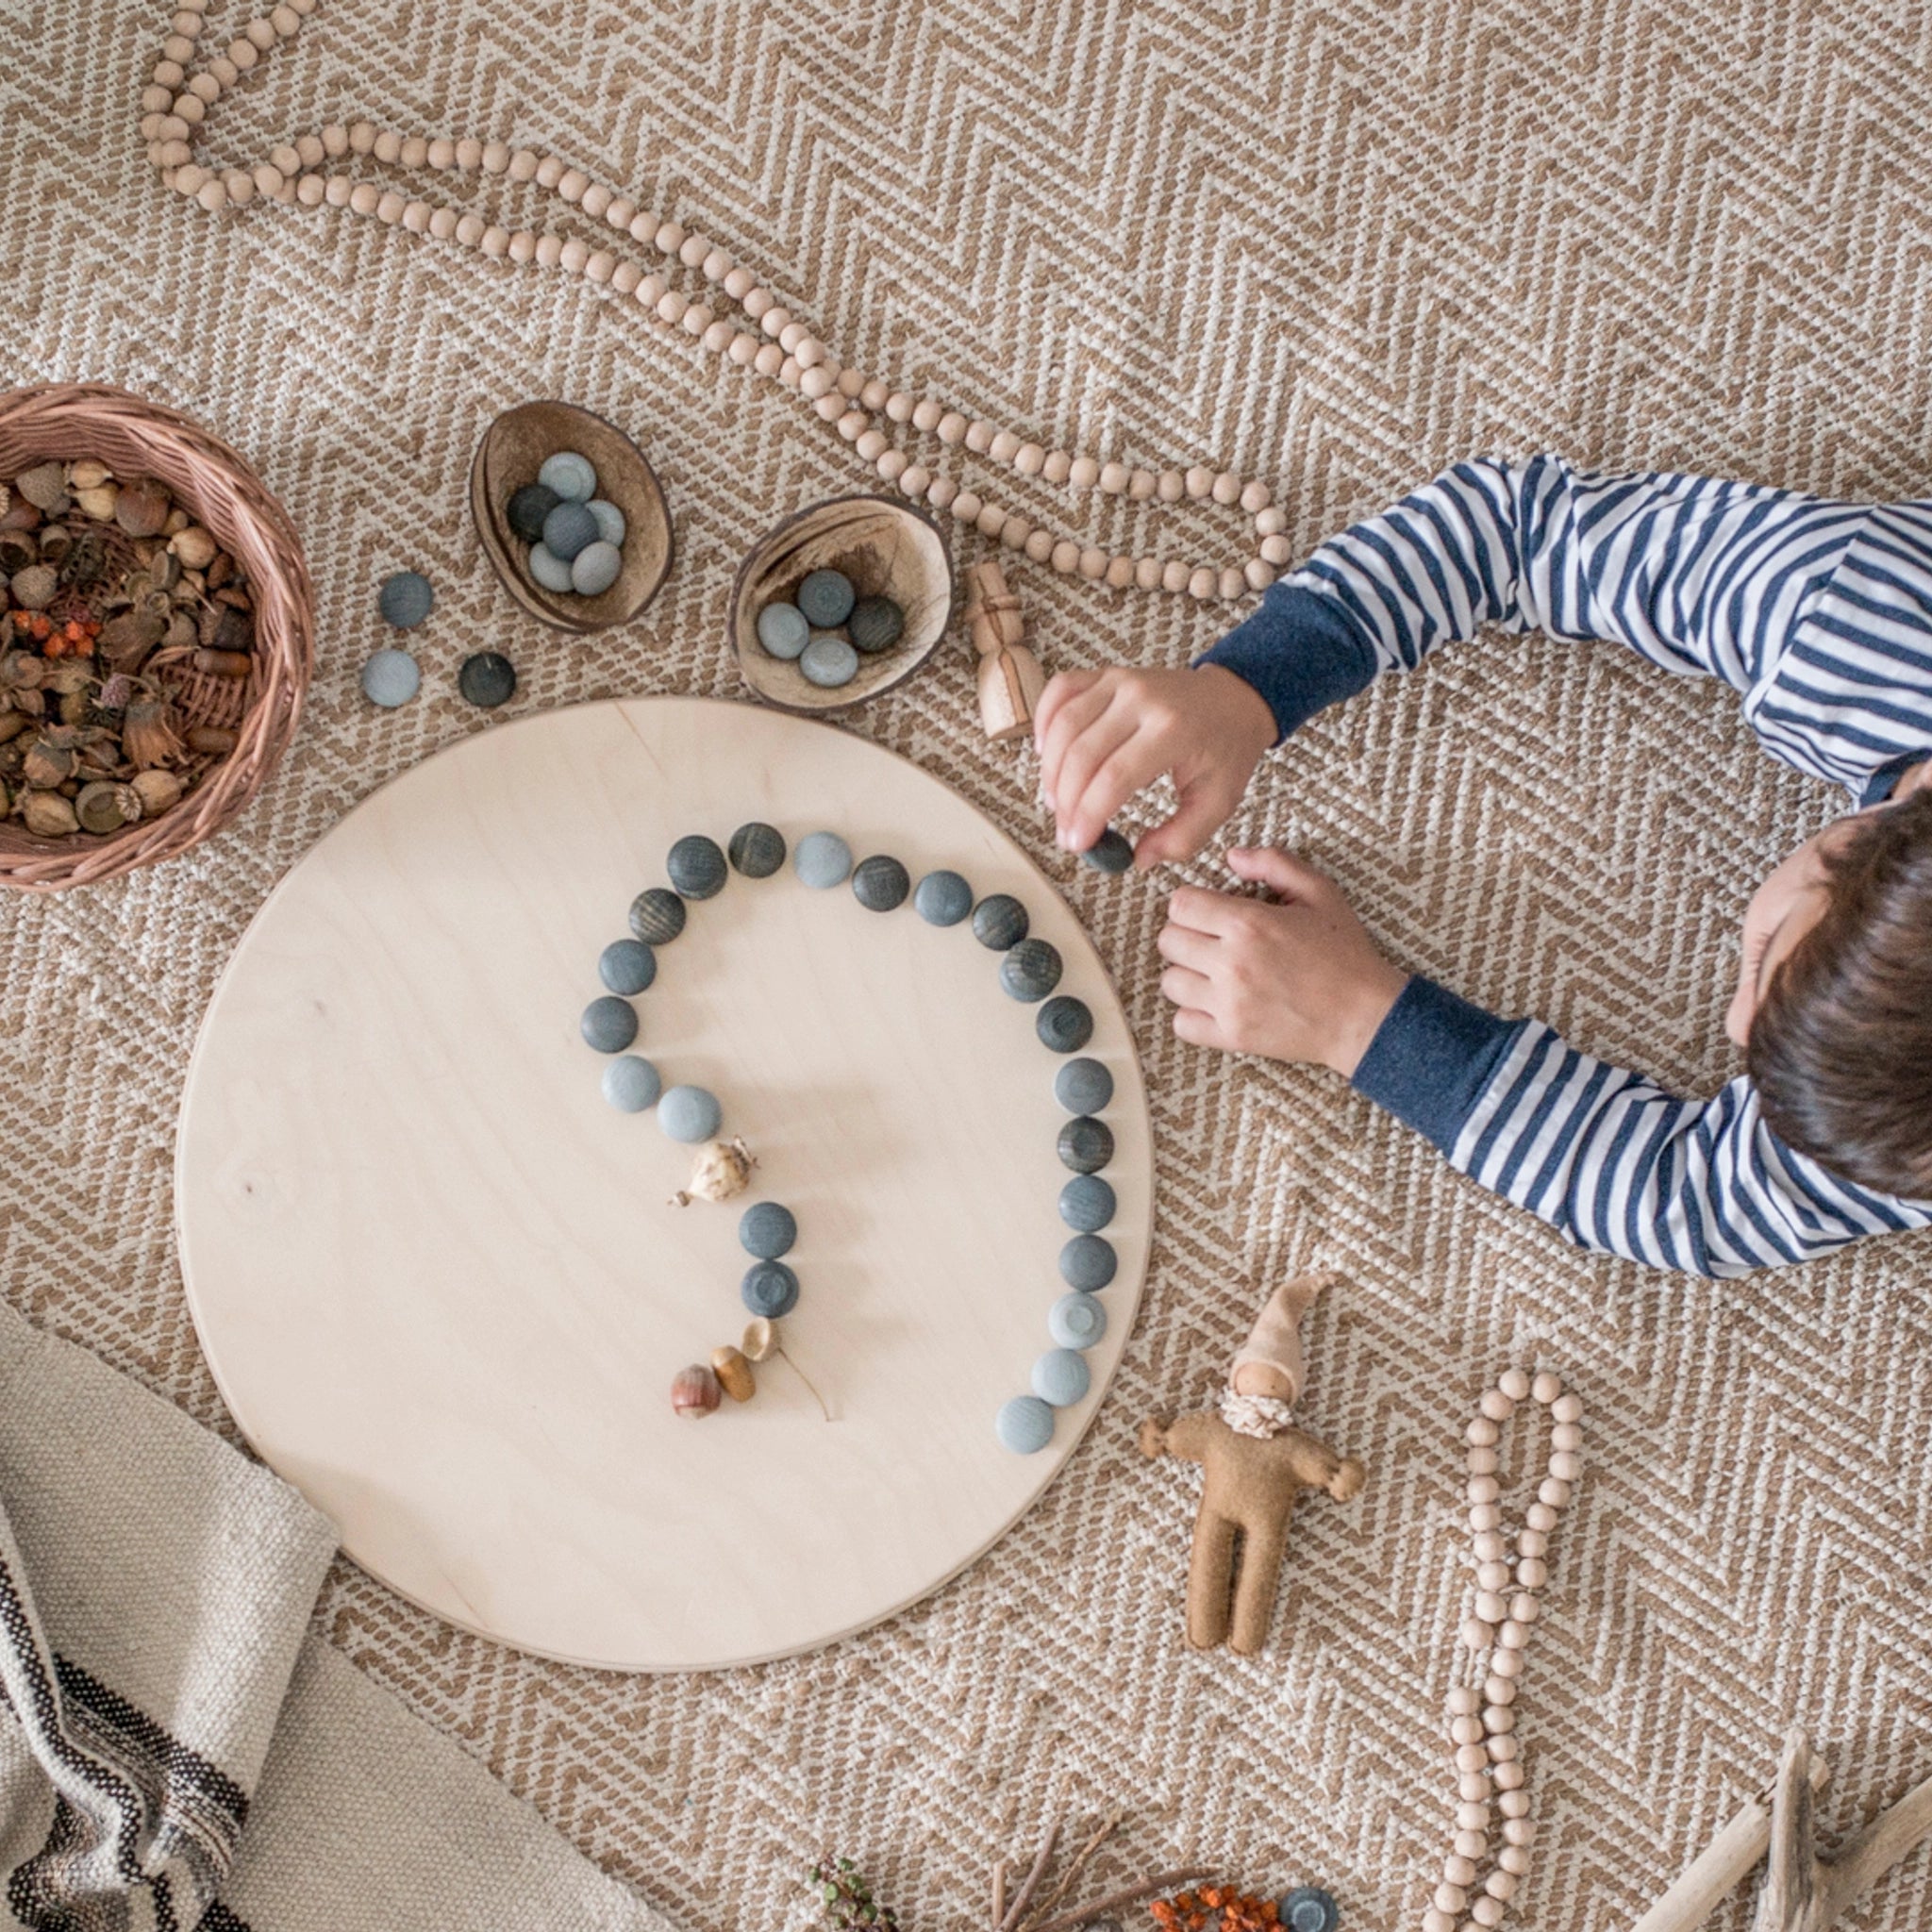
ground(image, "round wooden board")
xmin=175 ymin=696 xmax=1152 ymax=1670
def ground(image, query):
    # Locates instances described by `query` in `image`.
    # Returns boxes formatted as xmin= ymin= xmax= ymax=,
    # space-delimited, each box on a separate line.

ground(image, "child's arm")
xmin=1159 ymin=851 xmax=1932 ymax=1275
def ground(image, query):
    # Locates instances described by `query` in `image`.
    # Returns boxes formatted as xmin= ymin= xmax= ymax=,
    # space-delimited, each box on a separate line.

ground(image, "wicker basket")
xmin=0 ymin=383 xmax=312 ymax=891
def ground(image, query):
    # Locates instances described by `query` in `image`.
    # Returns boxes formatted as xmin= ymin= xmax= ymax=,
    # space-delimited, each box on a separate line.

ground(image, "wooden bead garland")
xmin=1436 ymin=1372 xmax=1582 ymax=1932
xmin=137 ymin=1 xmax=1285 ymax=601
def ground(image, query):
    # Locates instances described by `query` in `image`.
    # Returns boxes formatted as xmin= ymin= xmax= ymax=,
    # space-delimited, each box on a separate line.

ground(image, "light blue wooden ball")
xmin=757 ymin=602 xmax=810 ymax=660
xmin=528 ymin=543 xmax=575 ymax=592
xmin=800 ymin=632 xmax=858 ymax=689
xmin=570 ymin=541 xmax=623 ymax=594
xmin=658 ymin=1085 xmax=722 ymax=1142
xmin=359 ymin=648 xmax=420 ymax=708
xmin=793 ymin=830 xmax=853 ymax=889
xmin=601 ymin=1056 xmax=661 ymax=1112
xmin=538 ymin=450 xmax=597 ymax=502
xmin=586 ymin=498 xmax=626 ymax=545
xmin=1048 ymin=1292 xmax=1108 ymax=1350
xmin=1032 ymin=1348 xmax=1091 ymax=1407
xmin=995 ymin=1394 xmax=1055 ymax=1455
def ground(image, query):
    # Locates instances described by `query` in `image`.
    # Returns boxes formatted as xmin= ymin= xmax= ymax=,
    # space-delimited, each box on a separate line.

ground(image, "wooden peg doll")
xmin=964 ymin=559 xmax=1044 ymax=741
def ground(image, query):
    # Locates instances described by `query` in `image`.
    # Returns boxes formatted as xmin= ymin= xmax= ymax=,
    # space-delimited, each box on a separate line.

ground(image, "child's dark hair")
xmin=1750 ymin=785 xmax=1932 ymax=1197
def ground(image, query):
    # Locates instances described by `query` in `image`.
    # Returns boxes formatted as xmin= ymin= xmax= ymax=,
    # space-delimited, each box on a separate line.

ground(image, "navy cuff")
xmin=1193 ymin=583 xmax=1379 ymax=742
xmin=1858 ymin=751 xmax=1928 ymax=806
xmin=1352 ymin=977 xmax=1524 ymax=1155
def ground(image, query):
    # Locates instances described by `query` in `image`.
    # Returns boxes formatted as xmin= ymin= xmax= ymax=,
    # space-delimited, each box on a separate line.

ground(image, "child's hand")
xmin=1156 ymin=848 xmax=1408 ymax=1074
xmin=1034 ymin=665 xmax=1275 ymax=866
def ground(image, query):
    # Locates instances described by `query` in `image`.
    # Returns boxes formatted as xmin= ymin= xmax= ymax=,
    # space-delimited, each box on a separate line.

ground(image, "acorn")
xmin=710 ymin=1345 xmax=756 ymax=1403
xmin=671 ymin=1363 xmax=722 ymax=1418
xmin=130 ymin=768 xmax=184 ymax=816
xmin=20 ymin=791 xmax=78 ymax=838
xmin=741 ymin=1318 xmax=776 ymax=1363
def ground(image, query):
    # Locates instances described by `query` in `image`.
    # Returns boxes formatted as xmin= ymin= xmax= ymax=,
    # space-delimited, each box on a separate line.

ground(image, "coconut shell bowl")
xmin=0 ymin=382 xmax=313 ymax=892
xmin=470 ymin=401 xmax=674 ymax=633
xmin=728 ymin=494 xmax=956 ymax=714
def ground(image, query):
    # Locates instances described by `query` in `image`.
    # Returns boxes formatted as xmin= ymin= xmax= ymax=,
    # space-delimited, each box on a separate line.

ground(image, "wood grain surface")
xmin=175 ymin=696 xmax=1151 ymax=1670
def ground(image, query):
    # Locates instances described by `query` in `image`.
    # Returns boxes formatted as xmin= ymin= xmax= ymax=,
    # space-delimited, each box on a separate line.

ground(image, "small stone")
xmin=580 ymin=994 xmax=639 ymax=1053
xmin=800 ymin=632 xmax=858 ymax=689
xmin=538 ymin=450 xmax=597 ymax=502
xmin=1049 ymin=1291 xmax=1108 ymax=1350
xmin=658 ymin=1084 xmax=723 ymax=1143
xmin=793 ymin=830 xmax=852 ymax=889
xmin=971 ymin=893 xmax=1028 ymax=949
xmin=599 ymin=939 xmax=657 ymax=994
xmin=528 ymin=543 xmax=575 ymax=592
xmin=756 ymin=602 xmax=809 ymax=660
xmin=1279 ymin=1889 xmax=1340 ymax=1932
xmin=1058 ymin=1115 xmax=1114 ymax=1174
xmin=571 ymin=541 xmax=623 ymax=594
xmin=1081 ymin=827 xmax=1134 ymax=874
xmin=851 ymin=855 xmax=909 ymax=910
xmin=1055 ymin=1058 xmax=1113 ymax=1113
xmin=848 ymin=594 xmax=904 ymax=653
xmin=585 ymin=498 xmax=626 ymax=545
xmin=1058 ymin=1234 xmax=1117 ymax=1291
xmin=1032 ymin=1347 xmax=1091 ymax=1407
xmin=1059 ymin=1174 xmax=1115 ymax=1232
xmin=378 ymin=570 xmax=434 ymax=628
xmin=507 ymin=482 xmax=558 ymax=542
xmin=729 ymin=822 xmax=787 ymax=876
xmin=360 ymin=647 xmax=420 ymax=707
xmin=542 ymin=501 xmax=598 ymax=562
xmin=458 ymin=651 xmax=516 ymax=708
xmin=1000 ymin=937 xmax=1063 ymax=1001
xmin=739 ymin=1201 xmax=797 ymax=1259
xmin=629 ymin=887 xmax=687 ymax=943
xmin=1038 ymin=996 xmax=1094 ymax=1053
xmin=796 ymin=566 xmax=856 ymax=626
xmin=667 ymin=833 xmax=727 ymax=899
xmin=995 ymin=1394 xmax=1055 ymax=1455
xmin=913 ymin=870 xmax=972 ymax=925
xmin=741 ymin=1259 xmax=800 ymax=1318
xmin=601 ymin=1055 xmax=661 ymax=1111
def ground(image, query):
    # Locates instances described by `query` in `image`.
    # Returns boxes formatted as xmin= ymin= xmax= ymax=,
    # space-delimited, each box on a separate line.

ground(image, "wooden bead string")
xmin=137 ymin=0 xmax=1293 ymax=602
xmin=1428 ymin=1369 xmax=1583 ymax=1932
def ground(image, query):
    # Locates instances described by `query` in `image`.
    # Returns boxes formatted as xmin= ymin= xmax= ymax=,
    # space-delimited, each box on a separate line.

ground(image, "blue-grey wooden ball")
xmin=728 ymin=822 xmax=787 ymax=877
xmin=1059 ymin=1174 xmax=1116 ymax=1232
xmin=913 ymin=870 xmax=973 ymax=925
xmin=377 ymin=570 xmax=433 ymax=629
xmin=796 ymin=567 xmax=857 ymax=627
xmin=756 ymin=602 xmax=810 ymax=660
xmin=538 ymin=450 xmax=597 ymax=502
xmin=1080 ymin=827 xmax=1134 ymax=874
xmin=528 ymin=543 xmax=574 ymax=592
xmin=851 ymin=855 xmax=909 ymax=911
xmin=570 ymin=541 xmax=623 ymax=595
xmin=667 ymin=834 xmax=727 ymax=900
xmin=601 ymin=1055 xmax=661 ymax=1112
xmin=599 ymin=939 xmax=657 ymax=994
xmin=741 ymin=1259 xmax=800 ymax=1318
xmin=359 ymin=648 xmax=420 ymax=708
xmin=848 ymin=594 xmax=904 ymax=653
xmin=658 ymin=1084 xmax=722 ymax=1143
xmin=1055 ymin=1058 xmax=1113 ymax=1114
xmin=1048 ymin=1291 xmax=1108 ymax=1349
xmin=738 ymin=1201 xmax=797 ymax=1259
xmin=1278 ymin=1890 xmax=1340 ymax=1932
xmin=580 ymin=995 xmax=638 ymax=1054
xmin=1058 ymin=1234 xmax=1117 ymax=1291
xmin=971 ymin=893 xmax=1028 ymax=950
xmin=1058 ymin=1115 xmax=1114 ymax=1174
xmin=507 ymin=483 xmax=558 ymax=543
xmin=793 ymin=830 xmax=853 ymax=889
xmin=541 ymin=500 xmax=599 ymax=563
xmin=1032 ymin=1347 xmax=1091 ymax=1407
xmin=586 ymin=498 xmax=626 ymax=546
xmin=995 ymin=1394 xmax=1054 ymax=1455
xmin=458 ymin=651 xmax=516 ymax=708
xmin=1037 ymin=995 xmax=1093 ymax=1053
xmin=629 ymin=888 xmax=687 ymax=944
xmin=800 ymin=632 xmax=858 ymax=689
xmin=1000 ymin=938 xmax=1062 ymax=1002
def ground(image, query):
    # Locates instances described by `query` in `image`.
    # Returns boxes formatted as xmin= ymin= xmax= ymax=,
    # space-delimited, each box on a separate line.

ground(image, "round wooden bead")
xmin=1187 ymin=567 xmax=1217 ymax=599
xmin=739 ymin=1202 xmax=797 ymax=1259
xmin=1498 ymin=1791 xmax=1530 ymax=1820
xmin=1469 ymin=1504 xmax=1501 ymax=1533
xmin=1432 ymin=1885 xmax=1466 ymax=1916
xmin=1552 ymin=1392 xmax=1582 ymax=1424
xmin=971 ymin=893 xmax=1028 ymax=950
xmin=1049 ymin=1291 xmax=1108 ymax=1350
xmin=1058 ymin=1235 xmax=1117 ymax=1292
xmin=741 ymin=1259 xmax=799 ymax=1317
xmin=1489 ymin=1647 xmax=1523 ymax=1680
xmin=1517 ymin=1529 xmax=1548 ymax=1558
xmin=1455 ymin=1800 xmax=1491 ymax=1831
xmin=1468 ymin=1417 xmax=1500 ymax=1446
xmin=1055 ymin=1058 xmax=1113 ymax=1116
xmin=601 ymin=1056 xmax=661 ymax=1113
xmin=1051 ymin=540 xmax=1081 ymax=575
xmin=1470 ymin=1894 xmax=1506 ymax=1926
xmin=1489 ymin=1732 xmax=1520 ymax=1761
xmin=1001 ymin=938 xmax=1064 ymax=1002
xmin=1497 ymin=1621 xmax=1527 ymax=1650
xmin=793 ymin=831 xmax=853 ymax=890
xmin=1457 ymin=1772 xmax=1491 ymax=1803
xmin=1517 ymin=1557 xmax=1548 ymax=1589
xmin=908 ymin=869 xmax=971 ymax=927
xmin=1485 ymin=1675 xmax=1517 ymax=1707
xmin=851 ymin=855 xmax=910 ymax=912
xmin=1460 ymin=1616 xmax=1493 ymax=1651
xmin=996 ymin=1394 xmax=1054 ymax=1455
xmin=1443 ymin=1855 xmax=1478 ymax=1887
xmin=1058 ymin=1116 xmax=1113 ymax=1175
xmin=1480 ymin=1389 xmax=1515 ymax=1422
xmin=1476 ymin=1560 xmax=1510 ymax=1591
xmin=1451 ymin=1715 xmax=1484 ymax=1746
xmin=1058 ymin=1174 xmax=1115 ymax=1232
xmin=1483 ymin=1705 xmax=1515 ymax=1734
xmin=1502 ymin=1818 xmax=1534 ymax=1848
xmin=1037 ymin=996 xmax=1093 ymax=1054
xmin=1538 ymin=1477 xmax=1572 ymax=1508
xmin=1551 ymin=1423 xmax=1582 ymax=1451
xmin=571 ymin=532 xmax=624 ymax=591
xmin=359 ymin=648 xmax=419 ymax=708
xmin=599 ymin=939 xmax=657 ymax=994
xmin=1160 ymin=560 xmax=1191 ymax=593
xmin=1498 ymin=1368 xmax=1531 ymax=1401
xmin=1259 ymin=534 xmax=1294 ymax=566
xmin=1468 ymin=1446 xmax=1500 ymax=1475
xmin=1041 ymin=450 xmax=1072 ymax=483
xmin=1473 ymin=1529 xmax=1507 ymax=1562
xmin=1468 ymin=1475 xmax=1500 ymax=1505
xmin=1493 ymin=1761 xmax=1525 ymax=1791
xmin=1498 ymin=1843 xmax=1531 ymax=1874
xmin=1549 ymin=1451 xmax=1581 ymax=1480
xmin=580 ymin=995 xmax=638 ymax=1054
xmin=628 ymin=887 xmax=686 ymax=945
xmin=1105 ymin=557 xmax=1136 ymax=590
xmin=1525 ymin=1503 xmax=1557 ymax=1533
xmin=800 ymin=632 xmax=858 ymax=688
xmin=1423 ymin=1911 xmax=1457 ymax=1932
xmin=1531 ymin=1372 xmax=1562 ymax=1404
xmin=665 ymin=834 xmax=727 ymax=901
xmin=1447 ymin=1686 xmax=1482 ymax=1717
xmin=1032 ymin=1347 xmax=1090 ymax=1407
xmin=726 ymin=822 xmax=786 ymax=878
xmin=1218 ymin=566 xmax=1246 ymax=600
xmin=1474 ymin=1591 xmax=1507 ymax=1623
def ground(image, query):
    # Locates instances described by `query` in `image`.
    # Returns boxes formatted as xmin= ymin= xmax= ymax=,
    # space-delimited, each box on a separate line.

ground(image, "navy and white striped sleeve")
xmin=1198 ymin=455 xmax=1870 ymax=740
xmin=1351 ymin=978 xmax=1932 ymax=1274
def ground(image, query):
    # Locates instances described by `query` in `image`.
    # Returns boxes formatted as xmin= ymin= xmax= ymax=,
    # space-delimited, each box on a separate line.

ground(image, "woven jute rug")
xmin=7 ymin=3 xmax=1932 ymax=1928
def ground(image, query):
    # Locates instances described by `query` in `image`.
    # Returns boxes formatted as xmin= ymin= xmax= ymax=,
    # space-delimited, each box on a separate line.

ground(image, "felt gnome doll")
xmin=1139 ymin=1271 xmax=1366 ymax=1656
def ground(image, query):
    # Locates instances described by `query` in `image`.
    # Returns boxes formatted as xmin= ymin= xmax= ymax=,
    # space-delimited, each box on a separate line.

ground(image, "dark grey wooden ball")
xmin=599 ymin=939 xmax=657 ymax=995
xmin=1058 ymin=1174 xmax=1116 ymax=1233
xmin=1055 ymin=1058 xmax=1112 ymax=1114
xmin=1037 ymin=995 xmax=1093 ymax=1053
xmin=728 ymin=822 xmax=787 ymax=878
xmin=741 ymin=1259 xmax=801 ymax=1318
xmin=851 ymin=855 xmax=910 ymax=911
xmin=667 ymin=834 xmax=727 ymax=900
xmin=1058 ymin=1234 xmax=1118 ymax=1291
xmin=1058 ymin=1115 xmax=1114 ymax=1174
xmin=848 ymin=594 xmax=905 ymax=654
xmin=629 ymin=888 xmax=687 ymax=944
xmin=1000 ymin=938 xmax=1063 ymax=1002
xmin=580 ymin=995 xmax=639 ymax=1054
xmin=1080 ymin=827 xmax=1134 ymax=874
xmin=971 ymin=893 xmax=1028 ymax=950
xmin=739 ymin=1201 xmax=798 ymax=1260
xmin=914 ymin=870 xmax=973 ymax=925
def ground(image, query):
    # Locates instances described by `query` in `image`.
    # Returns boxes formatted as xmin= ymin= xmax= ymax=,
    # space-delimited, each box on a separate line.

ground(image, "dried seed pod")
xmin=670 ymin=1136 xmax=756 ymax=1207
xmin=0 ymin=650 xmax=44 ymax=693
xmin=14 ymin=462 xmax=70 ymax=515
xmin=122 ymin=698 xmax=184 ymax=769
xmin=193 ymin=648 xmax=252 ymax=680
xmin=97 ymin=607 xmax=165 ymax=672
xmin=671 ymin=1363 xmax=722 ymax=1418
xmin=0 ymin=529 xmax=36 ymax=574
xmin=741 ymin=1317 xmax=776 ymax=1363
xmin=147 ymin=547 xmax=179 ymax=593
xmin=113 ymin=477 xmax=171 ymax=538
xmin=75 ymin=483 xmax=119 ymax=522
xmin=66 ymin=459 xmax=111 ymax=491
xmin=162 ymin=610 xmax=198 ymax=651
xmin=9 ymin=564 xmax=57 ymax=610
xmin=185 ymin=725 xmax=237 ymax=755
xmin=0 ymin=495 xmax=40 ymax=532
xmin=20 ymin=790 xmax=78 ymax=837
xmin=0 ymin=710 xmax=26 ymax=746
xmin=75 ymin=780 xmax=140 ymax=834
xmin=130 ymin=768 xmax=184 ymax=815
xmin=21 ymin=738 xmax=77 ymax=789
xmin=200 ymin=605 xmax=252 ymax=655
xmin=168 ymin=525 xmax=218 ymax=570
xmin=710 ymin=1345 xmax=756 ymax=1402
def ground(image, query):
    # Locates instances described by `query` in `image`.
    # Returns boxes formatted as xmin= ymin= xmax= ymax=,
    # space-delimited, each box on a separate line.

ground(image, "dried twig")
xmin=991 ymin=1858 xmax=1008 ymax=1931
xmin=996 ymin=1820 xmax=1062 ymax=1932
xmin=1027 ymin=1869 xmax=1216 ymax=1932
xmin=1021 ymin=1813 xmax=1123 ymax=1929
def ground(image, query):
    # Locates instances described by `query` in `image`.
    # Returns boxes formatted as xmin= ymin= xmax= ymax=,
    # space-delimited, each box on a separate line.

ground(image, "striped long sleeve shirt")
xmin=1197 ymin=456 xmax=1932 ymax=1275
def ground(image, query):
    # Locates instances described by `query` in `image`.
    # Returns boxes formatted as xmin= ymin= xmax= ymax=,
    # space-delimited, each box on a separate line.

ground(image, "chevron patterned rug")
xmin=7 ymin=3 xmax=1932 ymax=1928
